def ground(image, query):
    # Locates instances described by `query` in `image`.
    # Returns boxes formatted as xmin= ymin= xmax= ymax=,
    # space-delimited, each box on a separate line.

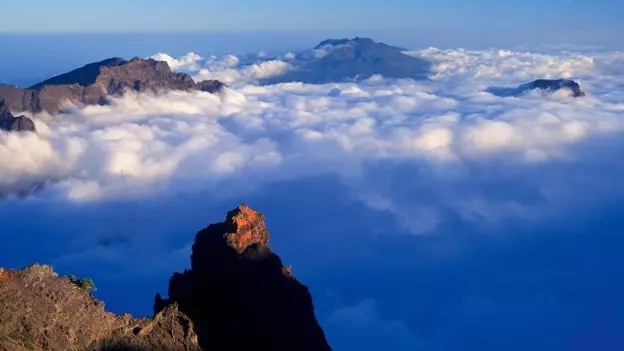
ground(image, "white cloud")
xmin=2 ymin=47 xmax=624 ymax=230
xmin=150 ymin=52 xmax=203 ymax=72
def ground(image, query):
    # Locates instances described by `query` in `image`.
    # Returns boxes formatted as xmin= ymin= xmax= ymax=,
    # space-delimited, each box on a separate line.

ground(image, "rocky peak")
xmin=0 ymin=205 xmax=331 ymax=351
xmin=486 ymin=78 xmax=586 ymax=98
xmin=224 ymin=204 xmax=269 ymax=253
xmin=315 ymin=37 xmax=378 ymax=50
xmin=29 ymin=57 xmax=128 ymax=89
xmin=525 ymin=79 xmax=586 ymax=97
xmin=0 ymin=56 xmax=226 ymax=116
xmin=162 ymin=204 xmax=332 ymax=351
xmin=266 ymin=37 xmax=430 ymax=84
xmin=0 ymin=99 xmax=36 ymax=133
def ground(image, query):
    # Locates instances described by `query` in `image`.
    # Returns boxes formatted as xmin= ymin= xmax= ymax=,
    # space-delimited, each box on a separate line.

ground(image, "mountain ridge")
xmin=263 ymin=37 xmax=431 ymax=84
xmin=0 ymin=57 xmax=225 ymax=116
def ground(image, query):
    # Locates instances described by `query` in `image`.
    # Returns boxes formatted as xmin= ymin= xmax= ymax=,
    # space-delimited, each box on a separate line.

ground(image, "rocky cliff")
xmin=0 ymin=57 xmax=225 ymax=115
xmin=0 ymin=205 xmax=331 ymax=351
xmin=0 ymin=100 xmax=35 ymax=132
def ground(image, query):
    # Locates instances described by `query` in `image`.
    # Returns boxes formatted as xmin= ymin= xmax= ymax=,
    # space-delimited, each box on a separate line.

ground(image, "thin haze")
xmin=1 ymin=0 xmax=622 ymax=32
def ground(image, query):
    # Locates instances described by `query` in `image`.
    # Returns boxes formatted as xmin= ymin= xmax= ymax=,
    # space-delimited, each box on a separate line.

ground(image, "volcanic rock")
xmin=486 ymin=79 xmax=586 ymax=98
xmin=0 ymin=100 xmax=35 ymax=132
xmin=0 ymin=205 xmax=331 ymax=351
xmin=157 ymin=204 xmax=332 ymax=351
xmin=0 ymin=57 xmax=225 ymax=114
xmin=0 ymin=264 xmax=200 ymax=351
xmin=264 ymin=37 xmax=430 ymax=84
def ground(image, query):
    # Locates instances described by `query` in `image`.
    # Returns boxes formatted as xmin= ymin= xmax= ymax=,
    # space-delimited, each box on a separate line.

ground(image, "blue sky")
xmin=1 ymin=0 xmax=622 ymax=32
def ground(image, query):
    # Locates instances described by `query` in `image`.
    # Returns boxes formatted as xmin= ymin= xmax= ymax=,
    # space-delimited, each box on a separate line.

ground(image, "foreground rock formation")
xmin=0 ymin=205 xmax=331 ymax=351
xmin=0 ymin=100 xmax=35 ymax=132
xmin=0 ymin=265 xmax=199 ymax=351
xmin=0 ymin=57 xmax=225 ymax=115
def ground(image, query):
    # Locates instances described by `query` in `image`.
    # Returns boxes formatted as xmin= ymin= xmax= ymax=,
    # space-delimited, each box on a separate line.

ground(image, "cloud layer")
xmin=2 ymin=46 xmax=624 ymax=350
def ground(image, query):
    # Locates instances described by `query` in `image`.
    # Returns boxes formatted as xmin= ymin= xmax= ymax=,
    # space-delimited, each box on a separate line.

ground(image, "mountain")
xmin=486 ymin=79 xmax=586 ymax=98
xmin=264 ymin=37 xmax=431 ymax=84
xmin=0 ymin=57 xmax=225 ymax=115
xmin=0 ymin=205 xmax=331 ymax=351
xmin=0 ymin=100 xmax=36 ymax=132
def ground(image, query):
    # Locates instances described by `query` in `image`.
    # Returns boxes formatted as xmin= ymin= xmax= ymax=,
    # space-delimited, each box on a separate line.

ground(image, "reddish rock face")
xmin=224 ymin=204 xmax=270 ymax=253
xmin=160 ymin=204 xmax=332 ymax=351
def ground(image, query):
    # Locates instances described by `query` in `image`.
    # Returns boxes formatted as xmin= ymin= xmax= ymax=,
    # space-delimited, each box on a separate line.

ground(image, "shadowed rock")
xmin=0 ymin=100 xmax=35 ymax=132
xmin=0 ymin=205 xmax=331 ymax=351
xmin=0 ymin=57 xmax=225 ymax=115
xmin=486 ymin=79 xmax=586 ymax=98
xmin=158 ymin=204 xmax=332 ymax=351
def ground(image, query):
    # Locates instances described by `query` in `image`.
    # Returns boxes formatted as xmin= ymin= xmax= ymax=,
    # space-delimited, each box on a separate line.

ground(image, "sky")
xmin=1 ymin=0 xmax=622 ymax=32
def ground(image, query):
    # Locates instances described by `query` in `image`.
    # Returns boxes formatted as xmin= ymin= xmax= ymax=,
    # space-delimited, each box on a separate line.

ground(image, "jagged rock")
xmin=486 ymin=79 xmax=586 ymax=98
xmin=0 ymin=100 xmax=35 ymax=132
xmin=0 ymin=205 xmax=331 ymax=351
xmin=0 ymin=57 xmax=225 ymax=114
xmin=0 ymin=264 xmax=200 ymax=351
xmin=158 ymin=204 xmax=332 ymax=351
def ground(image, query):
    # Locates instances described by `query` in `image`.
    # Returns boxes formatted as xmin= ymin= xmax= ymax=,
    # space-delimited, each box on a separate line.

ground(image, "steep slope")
xmin=0 ymin=100 xmax=35 ymax=132
xmin=29 ymin=58 xmax=128 ymax=89
xmin=157 ymin=204 xmax=332 ymax=351
xmin=0 ymin=57 xmax=225 ymax=115
xmin=0 ymin=205 xmax=331 ymax=351
xmin=0 ymin=265 xmax=200 ymax=351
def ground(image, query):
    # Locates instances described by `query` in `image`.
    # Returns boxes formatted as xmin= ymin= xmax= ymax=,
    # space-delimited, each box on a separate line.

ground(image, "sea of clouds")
xmin=2 ymin=46 xmax=624 ymax=350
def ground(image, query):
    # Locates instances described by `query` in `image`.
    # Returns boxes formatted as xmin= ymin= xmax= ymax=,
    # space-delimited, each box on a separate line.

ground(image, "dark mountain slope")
xmin=0 ymin=205 xmax=331 ymax=351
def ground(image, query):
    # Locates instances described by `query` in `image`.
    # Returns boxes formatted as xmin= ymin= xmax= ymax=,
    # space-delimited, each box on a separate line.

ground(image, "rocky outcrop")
xmin=524 ymin=79 xmax=586 ymax=97
xmin=0 ymin=265 xmax=200 ymax=351
xmin=157 ymin=204 xmax=331 ymax=351
xmin=486 ymin=79 xmax=586 ymax=98
xmin=0 ymin=100 xmax=35 ymax=132
xmin=0 ymin=205 xmax=331 ymax=351
xmin=0 ymin=57 xmax=225 ymax=115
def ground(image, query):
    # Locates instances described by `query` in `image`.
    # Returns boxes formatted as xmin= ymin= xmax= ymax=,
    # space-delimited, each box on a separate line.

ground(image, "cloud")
xmin=150 ymin=52 xmax=204 ymax=72
xmin=2 ymin=46 xmax=624 ymax=350
xmin=150 ymin=51 xmax=294 ymax=85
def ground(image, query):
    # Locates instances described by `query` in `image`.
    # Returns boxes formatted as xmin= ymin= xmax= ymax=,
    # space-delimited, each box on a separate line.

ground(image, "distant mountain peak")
xmin=315 ymin=37 xmax=405 ymax=51
xmin=264 ymin=37 xmax=429 ymax=84
xmin=314 ymin=37 xmax=377 ymax=49
xmin=486 ymin=79 xmax=586 ymax=98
